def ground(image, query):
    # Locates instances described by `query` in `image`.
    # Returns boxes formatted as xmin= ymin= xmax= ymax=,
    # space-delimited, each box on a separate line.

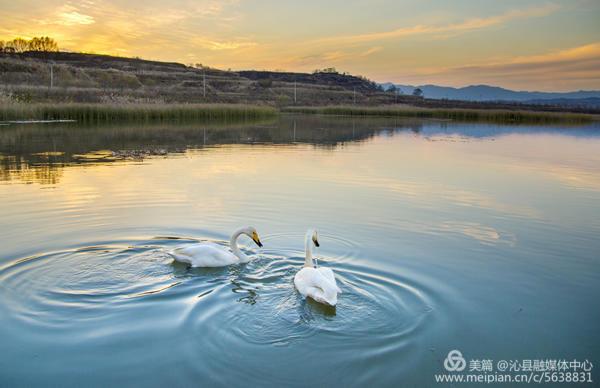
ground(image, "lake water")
xmin=1 ymin=115 xmax=599 ymax=387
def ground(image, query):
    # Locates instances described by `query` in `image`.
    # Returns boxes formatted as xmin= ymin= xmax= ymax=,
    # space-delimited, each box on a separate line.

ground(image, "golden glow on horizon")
xmin=1 ymin=0 xmax=599 ymax=90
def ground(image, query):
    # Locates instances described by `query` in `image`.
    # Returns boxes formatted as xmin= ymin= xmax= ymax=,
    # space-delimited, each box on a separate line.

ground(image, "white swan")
xmin=293 ymin=229 xmax=342 ymax=306
xmin=167 ymin=226 xmax=263 ymax=267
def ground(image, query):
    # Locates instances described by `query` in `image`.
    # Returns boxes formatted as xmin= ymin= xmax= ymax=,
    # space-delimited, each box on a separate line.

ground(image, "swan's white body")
xmin=167 ymin=227 xmax=262 ymax=267
xmin=294 ymin=229 xmax=341 ymax=306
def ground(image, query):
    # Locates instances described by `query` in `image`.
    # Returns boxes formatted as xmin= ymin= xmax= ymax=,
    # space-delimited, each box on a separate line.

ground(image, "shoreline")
xmin=0 ymin=102 xmax=597 ymax=125
xmin=282 ymin=105 xmax=598 ymax=124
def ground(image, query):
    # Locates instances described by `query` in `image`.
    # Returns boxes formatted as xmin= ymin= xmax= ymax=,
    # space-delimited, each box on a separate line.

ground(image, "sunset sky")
xmin=1 ymin=0 xmax=599 ymax=91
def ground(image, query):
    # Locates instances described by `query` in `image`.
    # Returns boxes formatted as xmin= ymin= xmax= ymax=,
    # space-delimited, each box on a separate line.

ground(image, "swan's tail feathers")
xmin=323 ymin=286 xmax=339 ymax=306
xmin=164 ymin=248 xmax=189 ymax=265
xmin=165 ymin=250 xmax=181 ymax=264
xmin=164 ymin=249 xmax=177 ymax=259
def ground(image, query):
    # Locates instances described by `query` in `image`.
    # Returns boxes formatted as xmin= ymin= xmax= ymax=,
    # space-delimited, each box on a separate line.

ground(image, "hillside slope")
xmin=0 ymin=51 xmax=384 ymax=106
xmin=1 ymin=51 xmax=598 ymax=113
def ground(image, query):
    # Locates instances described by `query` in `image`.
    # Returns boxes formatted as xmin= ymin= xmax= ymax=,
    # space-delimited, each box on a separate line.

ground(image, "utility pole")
xmin=49 ymin=62 xmax=54 ymax=90
xmin=294 ymin=80 xmax=297 ymax=104
xmin=293 ymin=120 xmax=296 ymax=142
xmin=203 ymin=72 xmax=206 ymax=98
xmin=353 ymin=87 xmax=356 ymax=105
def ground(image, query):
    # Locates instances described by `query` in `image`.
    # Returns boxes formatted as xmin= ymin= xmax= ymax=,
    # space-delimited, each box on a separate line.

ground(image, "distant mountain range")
xmin=380 ymin=83 xmax=600 ymax=107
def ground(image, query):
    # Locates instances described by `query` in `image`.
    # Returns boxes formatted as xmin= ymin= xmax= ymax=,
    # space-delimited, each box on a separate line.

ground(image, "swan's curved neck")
xmin=304 ymin=233 xmax=314 ymax=267
xmin=230 ymin=228 xmax=249 ymax=262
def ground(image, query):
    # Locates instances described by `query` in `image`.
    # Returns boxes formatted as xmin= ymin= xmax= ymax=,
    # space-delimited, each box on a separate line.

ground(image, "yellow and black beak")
xmin=313 ymin=238 xmax=320 ymax=247
xmin=252 ymin=232 xmax=263 ymax=247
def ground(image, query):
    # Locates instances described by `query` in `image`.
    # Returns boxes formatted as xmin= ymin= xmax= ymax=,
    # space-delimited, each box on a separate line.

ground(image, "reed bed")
xmin=283 ymin=105 xmax=596 ymax=124
xmin=0 ymin=103 xmax=277 ymax=123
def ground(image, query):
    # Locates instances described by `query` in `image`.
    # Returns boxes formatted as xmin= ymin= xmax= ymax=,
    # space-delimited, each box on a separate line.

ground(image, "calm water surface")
xmin=1 ymin=115 xmax=599 ymax=387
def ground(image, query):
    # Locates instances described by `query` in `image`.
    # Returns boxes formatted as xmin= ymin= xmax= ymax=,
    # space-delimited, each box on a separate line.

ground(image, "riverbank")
xmin=0 ymin=103 xmax=277 ymax=123
xmin=0 ymin=102 xmax=597 ymax=124
xmin=283 ymin=105 xmax=598 ymax=124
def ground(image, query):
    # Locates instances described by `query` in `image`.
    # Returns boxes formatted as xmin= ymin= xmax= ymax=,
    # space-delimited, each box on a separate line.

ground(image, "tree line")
xmin=0 ymin=37 xmax=59 ymax=53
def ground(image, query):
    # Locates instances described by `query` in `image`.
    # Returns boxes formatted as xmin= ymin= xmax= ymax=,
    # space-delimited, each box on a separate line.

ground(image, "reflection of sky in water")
xmin=0 ymin=117 xmax=599 ymax=386
xmin=2 ymin=117 xmax=599 ymax=258
xmin=1 ymin=117 xmax=599 ymax=259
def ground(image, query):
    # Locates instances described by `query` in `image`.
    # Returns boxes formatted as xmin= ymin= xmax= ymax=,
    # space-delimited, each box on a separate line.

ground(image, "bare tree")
xmin=30 ymin=37 xmax=59 ymax=52
xmin=29 ymin=37 xmax=43 ymax=51
xmin=7 ymin=38 xmax=29 ymax=53
xmin=412 ymin=87 xmax=424 ymax=98
xmin=1 ymin=36 xmax=59 ymax=53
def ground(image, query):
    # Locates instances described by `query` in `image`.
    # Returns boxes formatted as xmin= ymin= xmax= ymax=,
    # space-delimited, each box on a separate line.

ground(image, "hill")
xmin=381 ymin=83 xmax=600 ymax=105
xmin=0 ymin=51 xmax=384 ymax=106
xmin=524 ymin=97 xmax=600 ymax=108
xmin=1 ymin=51 xmax=598 ymax=114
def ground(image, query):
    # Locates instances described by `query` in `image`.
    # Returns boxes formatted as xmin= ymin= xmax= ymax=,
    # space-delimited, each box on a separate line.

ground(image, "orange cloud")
xmin=37 ymin=5 xmax=95 ymax=26
xmin=314 ymin=3 xmax=560 ymax=45
xmin=191 ymin=37 xmax=257 ymax=51
xmin=57 ymin=11 xmax=95 ymax=26
xmin=377 ymin=40 xmax=599 ymax=90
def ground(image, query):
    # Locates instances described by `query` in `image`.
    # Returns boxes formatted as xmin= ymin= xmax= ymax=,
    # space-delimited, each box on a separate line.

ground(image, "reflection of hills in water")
xmin=0 ymin=115 xmax=424 ymax=184
xmin=1 ymin=114 xmax=599 ymax=184
xmin=418 ymin=121 xmax=600 ymax=139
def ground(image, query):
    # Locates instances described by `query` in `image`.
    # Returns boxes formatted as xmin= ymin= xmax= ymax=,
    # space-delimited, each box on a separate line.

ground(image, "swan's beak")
xmin=252 ymin=232 xmax=263 ymax=247
xmin=314 ymin=239 xmax=320 ymax=247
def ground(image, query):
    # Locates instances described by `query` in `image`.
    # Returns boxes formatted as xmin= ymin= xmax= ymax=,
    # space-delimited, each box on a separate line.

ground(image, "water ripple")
xmin=0 ymin=235 xmax=439 ymax=386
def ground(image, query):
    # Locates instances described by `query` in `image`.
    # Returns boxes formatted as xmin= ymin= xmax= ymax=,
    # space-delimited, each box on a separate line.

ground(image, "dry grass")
xmin=0 ymin=103 xmax=277 ymax=122
xmin=283 ymin=105 xmax=597 ymax=124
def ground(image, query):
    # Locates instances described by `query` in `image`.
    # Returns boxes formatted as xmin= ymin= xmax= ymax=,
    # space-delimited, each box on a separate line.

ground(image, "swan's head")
xmin=307 ymin=228 xmax=320 ymax=247
xmin=244 ymin=226 xmax=263 ymax=247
